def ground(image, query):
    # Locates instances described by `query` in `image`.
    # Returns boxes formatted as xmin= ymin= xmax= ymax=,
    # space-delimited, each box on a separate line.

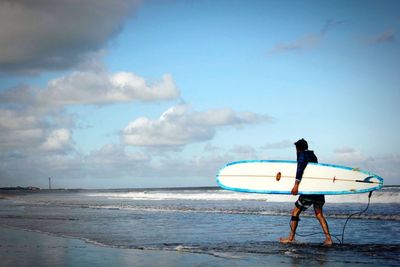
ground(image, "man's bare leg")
xmin=280 ymin=206 xmax=302 ymax=243
xmin=314 ymin=207 xmax=333 ymax=247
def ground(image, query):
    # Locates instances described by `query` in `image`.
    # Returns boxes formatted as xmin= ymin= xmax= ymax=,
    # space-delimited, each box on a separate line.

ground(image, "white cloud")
xmin=330 ymin=147 xmax=399 ymax=185
xmin=367 ymin=29 xmax=396 ymax=45
xmin=333 ymin=146 xmax=366 ymax=162
xmin=0 ymin=98 xmax=78 ymax=154
xmin=203 ymin=143 xmax=221 ymax=152
xmin=268 ymin=20 xmax=346 ymax=55
xmin=228 ymin=145 xmax=258 ymax=159
xmin=268 ymin=34 xmax=321 ymax=55
xmin=82 ymin=144 xmax=152 ymax=180
xmin=40 ymin=71 xmax=179 ymax=107
xmin=0 ymin=108 xmax=42 ymax=131
xmin=334 ymin=146 xmax=358 ymax=154
xmin=1 ymin=71 xmax=180 ymax=108
xmin=262 ymin=139 xmax=293 ymax=150
xmin=87 ymin=144 xmax=149 ymax=166
xmin=0 ymin=108 xmax=46 ymax=149
xmin=40 ymin=128 xmax=72 ymax=151
xmin=122 ymin=104 xmax=272 ymax=147
xmin=370 ymin=155 xmax=400 ymax=184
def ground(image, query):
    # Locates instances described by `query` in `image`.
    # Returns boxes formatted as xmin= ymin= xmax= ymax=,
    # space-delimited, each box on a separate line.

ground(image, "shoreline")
xmin=2 ymin=225 xmax=398 ymax=267
xmin=0 ymin=225 xmax=287 ymax=267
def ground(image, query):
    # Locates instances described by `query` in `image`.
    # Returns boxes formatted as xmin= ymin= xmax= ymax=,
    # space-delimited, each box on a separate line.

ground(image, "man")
xmin=279 ymin=138 xmax=333 ymax=247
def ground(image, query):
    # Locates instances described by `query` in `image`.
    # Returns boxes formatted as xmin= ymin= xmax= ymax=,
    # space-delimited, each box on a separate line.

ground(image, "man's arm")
xmin=292 ymin=154 xmax=307 ymax=195
xmin=291 ymin=180 xmax=300 ymax=195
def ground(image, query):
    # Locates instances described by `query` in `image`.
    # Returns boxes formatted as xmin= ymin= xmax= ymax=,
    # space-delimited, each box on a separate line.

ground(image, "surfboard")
xmin=216 ymin=160 xmax=383 ymax=195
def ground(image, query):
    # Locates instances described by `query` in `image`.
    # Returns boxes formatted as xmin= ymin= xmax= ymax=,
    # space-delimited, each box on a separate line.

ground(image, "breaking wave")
xmin=86 ymin=187 xmax=400 ymax=204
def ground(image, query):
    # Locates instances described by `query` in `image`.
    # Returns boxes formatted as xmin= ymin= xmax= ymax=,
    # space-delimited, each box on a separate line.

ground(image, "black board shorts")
xmin=295 ymin=195 xmax=325 ymax=211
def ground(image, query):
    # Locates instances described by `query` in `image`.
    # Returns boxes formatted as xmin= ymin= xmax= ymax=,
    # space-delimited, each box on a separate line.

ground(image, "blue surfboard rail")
xmin=216 ymin=160 xmax=384 ymax=195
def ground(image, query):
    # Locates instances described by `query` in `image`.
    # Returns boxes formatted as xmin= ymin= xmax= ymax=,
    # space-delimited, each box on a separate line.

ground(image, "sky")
xmin=0 ymin=0 xmax=399 ymax=189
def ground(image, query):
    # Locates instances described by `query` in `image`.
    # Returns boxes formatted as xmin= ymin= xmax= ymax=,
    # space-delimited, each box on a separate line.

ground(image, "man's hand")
xmin=291 ymin=182 xmax=299 ymax=195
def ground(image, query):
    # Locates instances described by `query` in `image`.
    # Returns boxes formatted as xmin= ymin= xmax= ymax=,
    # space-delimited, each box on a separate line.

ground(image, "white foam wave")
xmin=87 ymin=188 xmax=400 ymax=204
xmin=87 ymin=191 xmax=269 ymax=201
xmin=326 ymin=190 xmax=400 ymax=204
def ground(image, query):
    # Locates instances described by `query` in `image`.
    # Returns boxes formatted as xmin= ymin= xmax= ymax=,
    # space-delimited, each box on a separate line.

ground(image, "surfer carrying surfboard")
xmin=279 ymin=139 xmax=333 ymax=247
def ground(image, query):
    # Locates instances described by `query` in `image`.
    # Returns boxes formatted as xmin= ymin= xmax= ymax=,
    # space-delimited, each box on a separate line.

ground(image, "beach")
xmin=1 ymin=188 xmax=399 ymax=266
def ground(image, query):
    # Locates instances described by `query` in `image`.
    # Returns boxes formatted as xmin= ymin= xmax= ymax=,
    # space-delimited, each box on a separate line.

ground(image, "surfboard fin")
xmin=355 ymin=176 xmax=375 ymax=183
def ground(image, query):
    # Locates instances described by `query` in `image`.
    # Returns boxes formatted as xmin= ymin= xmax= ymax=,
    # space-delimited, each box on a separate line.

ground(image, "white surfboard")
xmin=216 ymin=160 xmax=383 ymax=195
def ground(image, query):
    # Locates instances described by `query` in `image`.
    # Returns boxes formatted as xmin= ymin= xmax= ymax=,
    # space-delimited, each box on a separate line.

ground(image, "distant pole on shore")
xmin=48 ymin=177 xmax=51 ymax=190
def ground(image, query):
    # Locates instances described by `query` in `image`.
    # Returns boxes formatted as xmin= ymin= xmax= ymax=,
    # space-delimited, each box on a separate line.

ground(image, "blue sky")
xmin=0 ymin=0 xmax=399 ymax=188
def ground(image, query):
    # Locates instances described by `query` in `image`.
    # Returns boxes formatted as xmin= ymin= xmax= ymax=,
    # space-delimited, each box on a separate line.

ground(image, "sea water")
xmin=0 ymin=187 xmax=399 ymax=266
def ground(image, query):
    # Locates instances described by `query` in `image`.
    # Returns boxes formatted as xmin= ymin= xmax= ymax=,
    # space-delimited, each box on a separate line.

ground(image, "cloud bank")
xmin=0 ymin=71 xmax=179 ymax=153
xmin=0 ymin=69 xmax=275 ymax=187
xmin=0 ymin=0 xmax=140 ymax=73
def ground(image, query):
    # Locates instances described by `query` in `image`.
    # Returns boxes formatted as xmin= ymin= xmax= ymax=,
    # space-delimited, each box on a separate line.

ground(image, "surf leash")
xmin=340 ymin=191 xmax=373 ymax=244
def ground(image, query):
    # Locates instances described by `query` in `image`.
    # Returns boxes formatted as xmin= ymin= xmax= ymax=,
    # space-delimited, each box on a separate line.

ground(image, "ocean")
xmin=0 ymin=186 xmax=399 ymax=266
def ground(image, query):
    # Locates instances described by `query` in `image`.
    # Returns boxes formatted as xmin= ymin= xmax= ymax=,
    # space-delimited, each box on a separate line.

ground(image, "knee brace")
xmin=291 ymin=215 xmax=300 ymax=222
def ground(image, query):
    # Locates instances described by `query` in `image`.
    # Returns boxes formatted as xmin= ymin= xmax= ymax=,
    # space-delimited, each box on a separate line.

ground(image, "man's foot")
xmin=323 ymin=238 xmax=333 ymax=247
xmin=279 ymin=237 xmax=296 ymax=244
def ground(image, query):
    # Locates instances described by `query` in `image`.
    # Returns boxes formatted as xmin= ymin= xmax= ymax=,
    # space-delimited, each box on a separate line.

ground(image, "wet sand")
xmin=0 ymin=226 xmax=287 ymax=267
